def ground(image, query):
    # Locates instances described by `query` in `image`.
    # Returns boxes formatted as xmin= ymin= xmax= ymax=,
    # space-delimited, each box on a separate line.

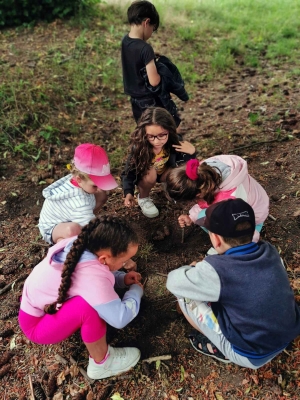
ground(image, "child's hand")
xmin=122 ymin=258 xmax=137 ymax=272
xmin=124 ymin=271 xmax=142 ymax=287
xmin=178 ymin=214 xmax=193 ymax=228
xmin=172 ymin=141 xmax=195 ymax=155
xmin=124 ymin=193 xmax=135 ymax=207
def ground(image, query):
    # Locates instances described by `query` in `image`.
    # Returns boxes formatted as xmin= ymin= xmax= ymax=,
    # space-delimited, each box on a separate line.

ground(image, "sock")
xmin=91 ymin=348 xmax=109 ymax=365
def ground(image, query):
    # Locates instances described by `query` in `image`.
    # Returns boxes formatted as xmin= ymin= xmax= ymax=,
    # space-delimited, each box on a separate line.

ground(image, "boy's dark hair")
xmin=222 ymin=221 xmax=254 ymax=246
xmin=127 ymin=1 xmax=160 ymax=30
xmin=128 ymin=107 xmax=180 ymax=177
xmin=44 ymin=216 xmax=138 ymax=315
xmin=165 ymin=162 xmax=222 ymax=203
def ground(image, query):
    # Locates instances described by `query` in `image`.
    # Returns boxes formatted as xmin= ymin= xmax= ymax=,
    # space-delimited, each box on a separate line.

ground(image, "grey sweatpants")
xmin=178 ymin=298 xmax=282 ymax=369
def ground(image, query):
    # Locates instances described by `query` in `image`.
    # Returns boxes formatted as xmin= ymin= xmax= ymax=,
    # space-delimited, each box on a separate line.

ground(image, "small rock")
xmin=271 ymin=194 xmax=280 ymax=202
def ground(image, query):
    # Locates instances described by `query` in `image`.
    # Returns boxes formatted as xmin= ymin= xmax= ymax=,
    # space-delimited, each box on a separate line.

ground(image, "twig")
xmin=142 ymin=355 xmax=172 ymax=363
xmin=48 ymin=145 xmax=52 ymax=170
xmin=55 ymin=354 xmax=68 ymax=365
xmin=70 ymin=356 xmax=95 ymax=383
xmin=28 ymin=374 xmax=35 ymax=400
xmin=30 ymin=241 xmax=50 ymax=247
xmin=228 ymin=137 xmax=288 ymax=152
xmin=143 ymin=277 xmax=148 ymax=288
xmin=156 ymin=272 xmax=168 ymax=277
xmin=0 ymin=273 xmax=28 ymax=295
xmin=181 ymin=227 xmax=185 ymax=243
xmin=58 ymin=56 xmax=73 ymax=65
xmin=268 ymin=214 xmax=277 ymax=221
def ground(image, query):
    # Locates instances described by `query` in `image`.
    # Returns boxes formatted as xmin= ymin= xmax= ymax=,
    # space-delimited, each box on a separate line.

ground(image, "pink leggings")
xmin=19 ymin=296 xmax=106 ymax=344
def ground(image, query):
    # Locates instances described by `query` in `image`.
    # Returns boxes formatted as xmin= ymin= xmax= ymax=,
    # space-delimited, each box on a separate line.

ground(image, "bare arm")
xmin=146 ymin=59 xmax=161 ymax=87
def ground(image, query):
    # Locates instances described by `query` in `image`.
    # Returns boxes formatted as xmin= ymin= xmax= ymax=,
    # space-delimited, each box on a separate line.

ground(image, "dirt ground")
xmin=0 ymin=20 xmax=300 ymax=400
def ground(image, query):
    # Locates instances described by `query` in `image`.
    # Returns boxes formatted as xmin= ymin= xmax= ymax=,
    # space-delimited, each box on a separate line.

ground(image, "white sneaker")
xmin=87 ymin=345 xmax=141 ymax=380
xmin=138 ymin=196 xmax=159 ymax=218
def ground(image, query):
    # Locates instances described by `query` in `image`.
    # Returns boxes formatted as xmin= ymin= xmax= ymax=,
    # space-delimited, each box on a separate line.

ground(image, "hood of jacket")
xmin=42 ymin=174 xmax=81 ymax=201
xmin=205 ymin=155 xmax=248 ymax=191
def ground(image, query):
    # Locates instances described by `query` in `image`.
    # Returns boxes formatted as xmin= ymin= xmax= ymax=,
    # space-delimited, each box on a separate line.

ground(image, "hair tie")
xmin=186 ymin=159 xmax=200 ymax=180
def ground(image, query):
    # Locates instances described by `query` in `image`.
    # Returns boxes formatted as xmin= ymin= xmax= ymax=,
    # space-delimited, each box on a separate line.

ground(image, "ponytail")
xmin=165 ymin=161 xmax=222 ymax=203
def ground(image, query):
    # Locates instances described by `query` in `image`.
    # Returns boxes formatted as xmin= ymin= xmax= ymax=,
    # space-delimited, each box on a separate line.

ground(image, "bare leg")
xmin=94 ymin=190 xmax=108 ymax=214
xmin=85 ymin=335 xmax=108 ymax=363
xmin=52 ymin=222 xmax=82 ymax=244
xmin=138 ymin=167 xmax=157 ymax=198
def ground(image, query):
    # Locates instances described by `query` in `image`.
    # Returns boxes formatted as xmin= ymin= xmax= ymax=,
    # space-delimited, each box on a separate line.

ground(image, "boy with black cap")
xmin=167 ymin=199 xmax=300 ymax=369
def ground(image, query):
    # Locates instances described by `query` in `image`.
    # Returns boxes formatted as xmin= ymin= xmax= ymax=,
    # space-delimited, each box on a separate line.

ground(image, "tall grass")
xmin=118 ymin=0 xmax=300 ymax=72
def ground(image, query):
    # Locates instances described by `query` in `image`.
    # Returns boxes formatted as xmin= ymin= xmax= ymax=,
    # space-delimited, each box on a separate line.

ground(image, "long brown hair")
xmin=128 ymin=107 xmax=180 ymax=177
xmin=165 ymin=162 xmax=222 ymax=204
xmin=44 ymin=216 xmax=138 ymax=315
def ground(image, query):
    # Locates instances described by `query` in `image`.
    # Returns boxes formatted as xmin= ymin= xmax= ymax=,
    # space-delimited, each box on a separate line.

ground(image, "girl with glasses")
xmin=121 ymin=107 xmax=196 ymax=218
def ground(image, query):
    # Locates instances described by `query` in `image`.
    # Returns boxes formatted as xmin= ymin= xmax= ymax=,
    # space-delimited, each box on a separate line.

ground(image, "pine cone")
xmin=0 ymin=328 xmax=14 ymax=339
xmin=0 ymin=350 xmax=14 ymax=367
xmin=0 ymin=308 xmax=19 ymax=320
xmin=33 ymin=382 xmax=46 ymax=400
xmin=44 ymin=374 xmax=57 ymax=398
xmin=0 ymin=364 xmax=10 ymax=378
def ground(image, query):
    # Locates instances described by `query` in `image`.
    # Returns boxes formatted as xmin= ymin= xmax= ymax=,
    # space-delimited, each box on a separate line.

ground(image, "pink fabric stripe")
xmin=19 ymin=296 xmax=106 ymax=344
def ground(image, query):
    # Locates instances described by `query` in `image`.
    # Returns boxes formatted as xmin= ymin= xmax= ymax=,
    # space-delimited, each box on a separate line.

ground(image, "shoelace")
xmin=140 ymin=199 xmax=154 ymax=208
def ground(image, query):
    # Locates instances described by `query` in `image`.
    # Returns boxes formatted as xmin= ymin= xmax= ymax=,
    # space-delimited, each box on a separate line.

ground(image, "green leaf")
xmin=180 ymin=365 xmax=185 ymax=382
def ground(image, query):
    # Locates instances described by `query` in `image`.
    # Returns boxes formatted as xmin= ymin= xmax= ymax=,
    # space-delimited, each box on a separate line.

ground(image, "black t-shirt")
xmin=121 ymin=34 xmax=155 ymax=98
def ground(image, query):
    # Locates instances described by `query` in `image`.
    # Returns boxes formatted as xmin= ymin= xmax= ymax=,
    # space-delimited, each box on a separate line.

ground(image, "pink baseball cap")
xmin=74 ymin=143 xmax=118 ymax=190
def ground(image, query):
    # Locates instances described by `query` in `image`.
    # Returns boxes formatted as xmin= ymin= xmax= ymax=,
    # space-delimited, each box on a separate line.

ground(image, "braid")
xmin=44 ymin=216 xmax=138 ymax=314
xmin=44 ymin=218 xmax=102 ymax=314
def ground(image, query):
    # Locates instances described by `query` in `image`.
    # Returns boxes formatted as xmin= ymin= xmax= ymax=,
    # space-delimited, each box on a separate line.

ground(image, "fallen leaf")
xmin=251 ymin=374 xmax=259 ymax=385
xmin=293 ymin=210 xmax=300 ymax=217
xmin=57 ymin=371 xmax=66 ymax=385
xmin=69 ymin=364 xmax=79 ymax=377
xmin=111 ymin=393 xmax=124 ymax=400
xmin=53 ymin=393 xmax=63 ymax=400
xmin=10 ymin=336 xmax=16 ymax=350
xmin=214 ymin=393 xmax=224 ymax=400
xmin=87 ymin=391 xmax=94 ymax=400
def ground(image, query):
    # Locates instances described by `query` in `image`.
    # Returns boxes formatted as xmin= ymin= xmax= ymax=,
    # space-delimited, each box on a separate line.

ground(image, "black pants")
xmin=130 ymin=97 xmax=181 ymax=127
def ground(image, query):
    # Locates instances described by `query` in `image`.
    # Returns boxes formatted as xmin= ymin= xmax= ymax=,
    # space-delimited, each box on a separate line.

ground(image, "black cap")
xmin=196 ymin=199 xmax=255 ymax=237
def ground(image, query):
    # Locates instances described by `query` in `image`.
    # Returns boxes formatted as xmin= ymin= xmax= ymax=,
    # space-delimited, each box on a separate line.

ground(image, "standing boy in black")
xmin=121 ymin=1 xmax=162 ymax=123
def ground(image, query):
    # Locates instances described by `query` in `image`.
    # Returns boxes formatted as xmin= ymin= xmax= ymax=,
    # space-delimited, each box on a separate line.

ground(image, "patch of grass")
xmin=137 ymin=243 xmax=155 ymax=263
xmin=248 ymin=112 xmax=260 ymax=125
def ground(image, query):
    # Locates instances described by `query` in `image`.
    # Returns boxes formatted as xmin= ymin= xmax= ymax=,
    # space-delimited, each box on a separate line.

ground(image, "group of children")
xmin=18 ymin=0 xmax=300 ymax=381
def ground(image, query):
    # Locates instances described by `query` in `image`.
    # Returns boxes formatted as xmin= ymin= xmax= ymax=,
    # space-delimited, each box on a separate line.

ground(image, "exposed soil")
xmin=0 ymin=18 xmax=300 ymax=400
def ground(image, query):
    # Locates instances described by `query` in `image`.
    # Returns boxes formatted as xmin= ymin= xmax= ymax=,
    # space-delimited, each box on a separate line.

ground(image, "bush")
xmin=0 ymin=0 xmax=97 ymax=27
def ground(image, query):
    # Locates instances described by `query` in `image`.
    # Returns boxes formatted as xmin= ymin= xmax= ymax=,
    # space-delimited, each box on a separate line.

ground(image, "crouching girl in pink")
xmin=165 ymin=154 xmax=269 ymax=242
xmin=19 ymin=216 xmax=143 ymax=380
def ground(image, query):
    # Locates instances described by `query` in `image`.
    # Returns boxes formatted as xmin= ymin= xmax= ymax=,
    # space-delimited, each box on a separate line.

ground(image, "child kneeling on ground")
xmin=19 ymin=216 xmax=143 ymax=380
xmin=39 ymin=143 xmax=118 ymax=245
xmin=166 ymin=199 xmax=300 ymax=369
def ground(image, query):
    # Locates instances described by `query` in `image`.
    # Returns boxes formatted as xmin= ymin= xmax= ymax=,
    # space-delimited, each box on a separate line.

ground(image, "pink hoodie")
xmin=189 ymin=155 xmax=269 ymax=241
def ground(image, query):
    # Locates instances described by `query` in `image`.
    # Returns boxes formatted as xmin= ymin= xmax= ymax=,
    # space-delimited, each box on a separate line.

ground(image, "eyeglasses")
xmin=147 ymin=133 xmax=168 ymax=141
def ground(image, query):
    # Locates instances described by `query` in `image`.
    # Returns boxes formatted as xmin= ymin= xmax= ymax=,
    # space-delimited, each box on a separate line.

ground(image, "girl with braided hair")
xmin=19 ymin=216 xmax=143 ymax=380
xmin=121 ymin=107 xmax=196 ymax=218
xmin=165 ymin=155 xmax=269 ymax=243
